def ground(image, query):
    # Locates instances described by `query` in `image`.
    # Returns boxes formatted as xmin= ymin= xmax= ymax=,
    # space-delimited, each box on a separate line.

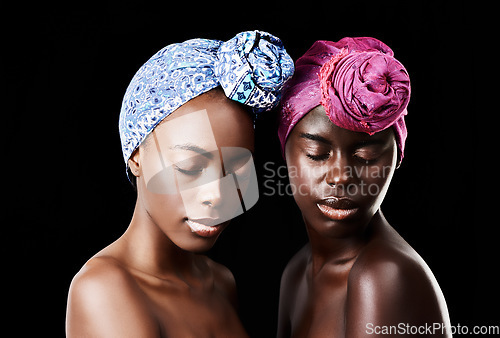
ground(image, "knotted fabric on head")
xmin=119 ymin=30 xmax=294 ymax=166
xmin=278 ymin=37 xmax=410 ymax=164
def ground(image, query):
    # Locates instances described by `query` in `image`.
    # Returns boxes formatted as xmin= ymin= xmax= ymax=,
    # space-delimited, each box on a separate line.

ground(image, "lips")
xmin=185 ymin=218 xmax=226 ymax=238
xmin=316 ymin=197 xmax=359 ymax=221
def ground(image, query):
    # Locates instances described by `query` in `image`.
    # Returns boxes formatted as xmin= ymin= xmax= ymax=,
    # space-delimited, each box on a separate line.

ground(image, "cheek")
xmin=140 ymin=186 xmax=214 ymax=251
xmin=357 ymin=161 xmax=396 ymax=212
xmin=286 ymin=157 xmax=324 ymax=206
xmin=139 ymin=175 xmax=186 ymax=225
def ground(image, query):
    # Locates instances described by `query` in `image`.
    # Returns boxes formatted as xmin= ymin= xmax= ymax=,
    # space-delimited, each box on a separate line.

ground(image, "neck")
xmin=119 ymin=199 xmax=197 ymax=280
xmin=305 ymin=209 xmax=384 ymax=275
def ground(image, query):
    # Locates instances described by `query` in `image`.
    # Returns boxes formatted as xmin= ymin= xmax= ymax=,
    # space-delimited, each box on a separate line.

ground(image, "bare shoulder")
xmin=350 ymin=236 xmax=429 ymax=285
xmin=69 ymin=256 xmax=136 ymax=292
xmin=277 ymin=245 xmax=309 ymax=338
xmin=66 ymin=256 xmax=159 ymax=337
xmin=346 ymin=235 xmax=450 ymax=336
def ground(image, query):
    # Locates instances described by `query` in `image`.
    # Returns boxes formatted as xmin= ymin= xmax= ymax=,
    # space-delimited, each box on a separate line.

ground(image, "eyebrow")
xmin=299 ymin=132 xmax=331 ymax=145
xmin=355 ymin=138 xmax=387 ymax=148
xmin=170 ymin=143 xmax=214 ymax=159
xmin=300 ymin=132 xmax=388 ymax=148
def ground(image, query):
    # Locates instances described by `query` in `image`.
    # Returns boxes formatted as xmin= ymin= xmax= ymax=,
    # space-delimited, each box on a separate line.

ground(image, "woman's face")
xmin=285 ymin=105 xmax=397 ymax=238
xmin=132 ymin=90 xmax=255 ymax=252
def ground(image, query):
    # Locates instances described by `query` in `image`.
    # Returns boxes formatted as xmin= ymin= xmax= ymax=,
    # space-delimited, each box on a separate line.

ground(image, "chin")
xmin=313 ymin=220 xmax=355 ymax=238
xmin=306 ymin=211 xmax=367 ymax=238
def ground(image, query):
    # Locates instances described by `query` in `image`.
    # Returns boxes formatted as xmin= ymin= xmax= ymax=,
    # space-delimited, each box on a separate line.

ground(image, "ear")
xmin=127 ymin=148 xmax=141 ymax=178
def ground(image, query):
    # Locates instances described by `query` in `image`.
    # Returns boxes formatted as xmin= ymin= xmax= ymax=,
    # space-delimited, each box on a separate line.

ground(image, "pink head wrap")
xmin=278 ymin=37 xmax=411 ymax=164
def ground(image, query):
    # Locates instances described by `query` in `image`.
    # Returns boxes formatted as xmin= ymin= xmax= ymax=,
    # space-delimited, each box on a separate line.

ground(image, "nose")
xmin=200 ymin=181 xmax=222 ymax=207
xmin=198 ymin=167 xmax=223 ymax=208
xmin=325 ymin=151 xmax=352 ymax=187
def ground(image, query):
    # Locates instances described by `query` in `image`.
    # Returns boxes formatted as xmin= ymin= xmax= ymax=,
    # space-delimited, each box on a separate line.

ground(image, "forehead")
xmin=151 ymin=90 xmax=254 ymax=151
xmin=156 ymin=108 xmax=218 ymax=151
xmin=292 ymin=105 xmax=395 ymax=145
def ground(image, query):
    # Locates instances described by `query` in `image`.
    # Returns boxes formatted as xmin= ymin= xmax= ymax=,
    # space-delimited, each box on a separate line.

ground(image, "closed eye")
xmin=306 ymin=153 xmax=330 ymax=161
xmin=353 ymin=141 xmax=387 ymax=165
xmin=353 ymin=154 xmax=377 ymax=165
xmin=173 ymin=165 xmax=204 ymax=176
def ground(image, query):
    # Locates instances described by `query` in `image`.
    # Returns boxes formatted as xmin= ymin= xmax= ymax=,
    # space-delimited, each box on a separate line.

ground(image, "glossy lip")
xmin=185 ymin=218 xmax=226 ymax=238
xmin=316 ymin=197 xmax=359 ymax=221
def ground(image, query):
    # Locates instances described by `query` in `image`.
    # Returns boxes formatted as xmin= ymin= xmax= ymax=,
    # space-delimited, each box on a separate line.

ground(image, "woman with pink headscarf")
xmin=277 ymin=37 xmax=451 ymax=337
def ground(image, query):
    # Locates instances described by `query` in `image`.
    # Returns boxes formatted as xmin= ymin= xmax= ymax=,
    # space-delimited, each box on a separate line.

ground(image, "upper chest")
xmin=135 ymin=277 xmax=247 ymax=337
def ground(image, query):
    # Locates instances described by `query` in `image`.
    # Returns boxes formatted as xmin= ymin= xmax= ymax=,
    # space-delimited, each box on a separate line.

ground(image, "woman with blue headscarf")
xmin=66 ymin=31 xmax=293 ymax=337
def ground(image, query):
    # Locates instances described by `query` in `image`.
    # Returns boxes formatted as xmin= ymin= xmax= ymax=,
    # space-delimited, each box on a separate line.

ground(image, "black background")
xmin=5 ymin=1 xmax=491 ymax=336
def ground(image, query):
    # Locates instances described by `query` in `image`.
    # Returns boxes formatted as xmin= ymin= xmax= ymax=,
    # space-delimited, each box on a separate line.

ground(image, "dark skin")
xmin=277 ymin=106 xmax=450 ymax=337
xmin=66 ymin=89 xmax=251 ymax=337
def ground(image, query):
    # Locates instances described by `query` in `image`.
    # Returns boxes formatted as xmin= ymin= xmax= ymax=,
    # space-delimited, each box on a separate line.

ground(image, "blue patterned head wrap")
xmin=119 ymin=30 xmax=294 ymax=166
